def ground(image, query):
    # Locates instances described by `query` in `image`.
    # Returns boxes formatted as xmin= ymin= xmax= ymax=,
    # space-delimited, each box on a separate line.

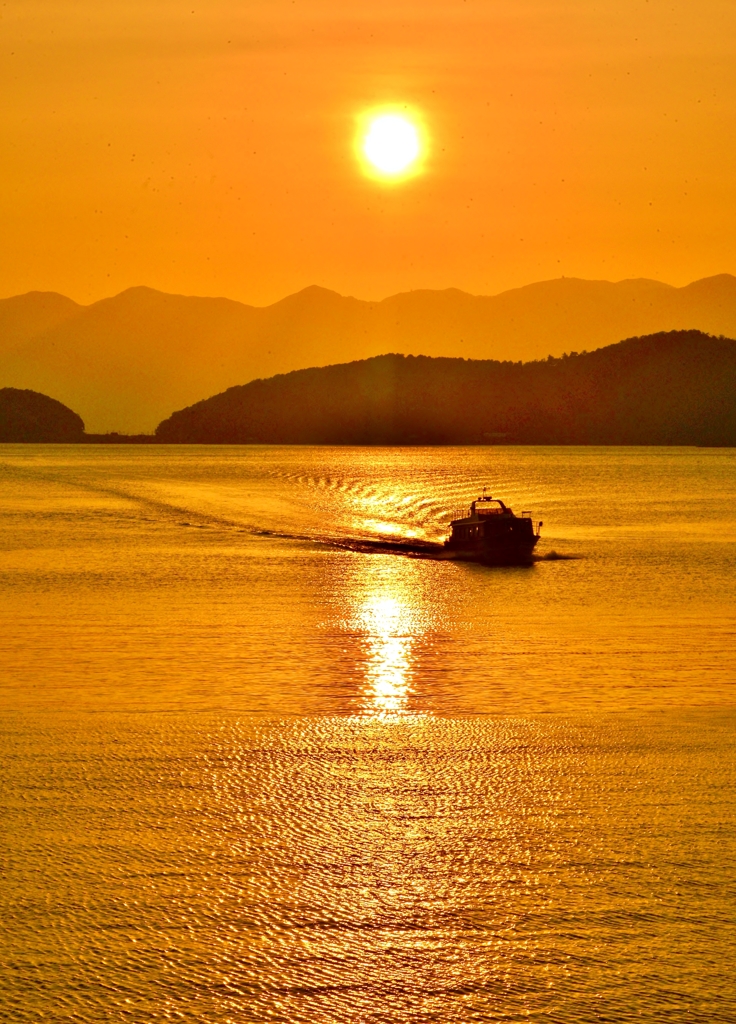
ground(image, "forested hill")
xmin=0 ymin=387 xmax=85 ymax=442
xmin=155 ymin=330 xmax=736 ymax=446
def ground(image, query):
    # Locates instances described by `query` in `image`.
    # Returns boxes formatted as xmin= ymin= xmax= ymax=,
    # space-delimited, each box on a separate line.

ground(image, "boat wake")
xmin=249 ymin=526 xmax=448 ymax=559
xmin=252 ymin=527 xmax=578 ymax=564
xmin=329 ymin=538 xmax=581 ymax=564
xmin=329 ymin=536 xmax=449 ymax=559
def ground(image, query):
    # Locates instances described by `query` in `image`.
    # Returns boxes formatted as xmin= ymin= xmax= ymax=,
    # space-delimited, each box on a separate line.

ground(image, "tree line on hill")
xmin=154 ymin=331 xmax=736 ymax=446
xmin=0 ymin=387 xmax=156 ymax=443
xmin=0 ymin=387 xmax=86 ymax=442
xmin=2 ymin=331 xmax=735 ymax=446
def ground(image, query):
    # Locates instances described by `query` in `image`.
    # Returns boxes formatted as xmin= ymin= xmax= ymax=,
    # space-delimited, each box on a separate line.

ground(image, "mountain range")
xmin=2 ymin=274 xmax=736 ymax=434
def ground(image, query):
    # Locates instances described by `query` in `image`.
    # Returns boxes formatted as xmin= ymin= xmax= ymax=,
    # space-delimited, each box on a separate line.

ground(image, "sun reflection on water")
xmin=359 ymin=595 xmax=413 ymax=713
xmin=350 ymin=558 xmax=434 ymax=716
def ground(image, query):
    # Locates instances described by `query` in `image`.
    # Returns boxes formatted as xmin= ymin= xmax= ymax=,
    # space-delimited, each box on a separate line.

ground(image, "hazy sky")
xmin=2 ymin=0 xmax=735 ymax=304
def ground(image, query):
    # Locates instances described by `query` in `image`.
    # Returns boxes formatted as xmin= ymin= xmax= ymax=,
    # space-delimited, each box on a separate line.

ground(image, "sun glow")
xmin=356 ymin=108 xmax=427 ymax=183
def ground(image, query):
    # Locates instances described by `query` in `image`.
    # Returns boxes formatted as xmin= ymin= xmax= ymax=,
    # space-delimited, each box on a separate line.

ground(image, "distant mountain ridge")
xmin=155 ymin=331 xmax=736 ymax=447
xmin=2 ymin=275 xmax=736 ymax=433
xmin=0 ymin=292 xmax=82 ymax=359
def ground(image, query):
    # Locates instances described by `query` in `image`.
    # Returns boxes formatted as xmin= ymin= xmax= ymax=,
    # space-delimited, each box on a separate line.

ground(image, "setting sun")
xmin=357 ymin=109 xmax=426 ymax=182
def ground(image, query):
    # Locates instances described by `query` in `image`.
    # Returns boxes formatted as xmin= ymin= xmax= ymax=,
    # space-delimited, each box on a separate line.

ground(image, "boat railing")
xmin=449 ymin=506 xmax=471 ymax=522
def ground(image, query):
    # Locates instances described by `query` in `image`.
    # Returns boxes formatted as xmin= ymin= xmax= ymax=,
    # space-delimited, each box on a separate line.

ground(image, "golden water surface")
xmin=1 ymin=446 xmax=735 ymax=1021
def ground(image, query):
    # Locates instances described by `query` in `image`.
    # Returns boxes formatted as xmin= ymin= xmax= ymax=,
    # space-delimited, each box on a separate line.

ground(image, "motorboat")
xmin=445 ymin=492 xmax=542 ymax=565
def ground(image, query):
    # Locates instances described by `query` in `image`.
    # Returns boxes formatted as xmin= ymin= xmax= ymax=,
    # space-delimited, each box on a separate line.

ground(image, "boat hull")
xmin=445 ymin=534 xmax=539 ymax=566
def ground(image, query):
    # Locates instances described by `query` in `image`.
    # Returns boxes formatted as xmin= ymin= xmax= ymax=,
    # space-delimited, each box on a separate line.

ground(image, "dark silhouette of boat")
xmin=445 ymin=492 xmax=542 ymax=565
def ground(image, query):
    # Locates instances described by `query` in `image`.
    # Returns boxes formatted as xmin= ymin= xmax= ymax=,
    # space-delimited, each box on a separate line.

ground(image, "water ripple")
xmin=2 ymin=713 xmax=735 ymax=1023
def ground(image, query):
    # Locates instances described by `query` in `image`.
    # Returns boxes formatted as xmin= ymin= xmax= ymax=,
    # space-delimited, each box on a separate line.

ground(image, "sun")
xmin=356 ymin=108 xmax=427 ymax=183
xmin=364 ymin=115 xmax=419 ymax=174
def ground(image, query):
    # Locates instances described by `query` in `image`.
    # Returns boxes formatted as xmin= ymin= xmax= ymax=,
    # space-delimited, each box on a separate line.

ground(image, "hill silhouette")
xmin=0 ymin=387 xmax=85 ymax=442
xmin=2 ymin=275 xmax=736 ymax=434
xmin=155 ymin=331 xmax=736 ymax=447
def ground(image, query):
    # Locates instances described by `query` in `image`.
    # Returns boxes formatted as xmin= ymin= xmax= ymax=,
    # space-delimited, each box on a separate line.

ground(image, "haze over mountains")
xmin=2 ymin=274 xmax=736 ymax=434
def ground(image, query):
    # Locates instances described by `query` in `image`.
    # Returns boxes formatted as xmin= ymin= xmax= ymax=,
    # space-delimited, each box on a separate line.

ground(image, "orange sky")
xmin=2 ymin=0 xmax=735 ymax=305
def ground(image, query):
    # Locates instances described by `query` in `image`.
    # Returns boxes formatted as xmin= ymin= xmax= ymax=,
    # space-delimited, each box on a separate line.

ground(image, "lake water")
xmin=1 ymin=445 xmax=735 ymax=1022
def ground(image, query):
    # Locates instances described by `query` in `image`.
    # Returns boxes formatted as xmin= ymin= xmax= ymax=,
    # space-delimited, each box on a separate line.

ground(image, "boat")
xmin=445 ymin=492 xmax=542 ymax=565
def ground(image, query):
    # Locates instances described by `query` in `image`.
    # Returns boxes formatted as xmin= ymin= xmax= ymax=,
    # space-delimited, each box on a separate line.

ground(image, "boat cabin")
xmin=450 ymin=497 xmax=512 ymax=541
xmin=445 ymin=493 xmax=541 ymax=562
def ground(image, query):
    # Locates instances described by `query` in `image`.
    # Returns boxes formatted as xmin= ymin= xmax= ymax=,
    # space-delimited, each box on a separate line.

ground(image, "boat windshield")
xmin=473 ymin=500 xmax=508 ymax=516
